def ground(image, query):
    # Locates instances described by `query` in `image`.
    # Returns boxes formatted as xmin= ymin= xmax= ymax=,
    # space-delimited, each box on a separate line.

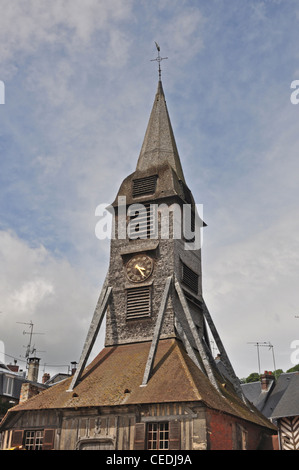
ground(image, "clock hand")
xmin=135 ymin=264 xmax=146 ymax=277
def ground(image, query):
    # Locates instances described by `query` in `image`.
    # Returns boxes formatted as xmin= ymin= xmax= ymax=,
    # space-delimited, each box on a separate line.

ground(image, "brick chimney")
xmin=42 ymin=372 xmax=50 ymax=384
xmin=261 ymin=371 xmax=275 ymax=391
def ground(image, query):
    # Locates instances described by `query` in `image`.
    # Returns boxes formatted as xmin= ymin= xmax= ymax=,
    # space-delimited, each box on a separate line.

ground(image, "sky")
xmin=1 ymin=0 xmax=299 ymax=382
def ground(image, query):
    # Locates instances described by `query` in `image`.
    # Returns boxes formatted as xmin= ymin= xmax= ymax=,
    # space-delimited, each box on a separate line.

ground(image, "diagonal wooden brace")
xmin=174 ymin=316 xmax=205 ymax=373
xmin=141 ymin=276 xmax=173 ymax=386
xmin=201 ymin=299 xmax=247 ymax=402
xmin=174 ymin=275 xmax=220 ymax=392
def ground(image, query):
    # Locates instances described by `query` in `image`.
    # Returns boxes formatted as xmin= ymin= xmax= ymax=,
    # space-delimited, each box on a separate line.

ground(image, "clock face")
xmin=126 ymin=254 xmax=154 ymax=283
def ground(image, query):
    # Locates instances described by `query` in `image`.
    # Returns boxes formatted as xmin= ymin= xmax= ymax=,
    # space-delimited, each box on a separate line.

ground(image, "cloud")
xmin=203 ymin=206 xmax=299 ymax=377
xmin=0 ymin=230 xmax=105 ymax=376
xmin=0 ymin=0 xmax=133 ymax=66
xmin=1 ymin=1 xmax=299 ymax=384
xmin=9 ymin=279 xmax=54 ymax=314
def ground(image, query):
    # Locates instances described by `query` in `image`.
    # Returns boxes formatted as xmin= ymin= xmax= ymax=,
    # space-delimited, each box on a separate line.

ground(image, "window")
xmin=10 ymin=428 xmax=55 ymax=451
xmin=127 ymin=286 xmax=151 ymax=319
xmin=4 ymin=375 xmax=14 ymax=396
xmin=24 ymin=430 xmax=43 ymax=450
xmin=134 ymin=421 xmax=180 ymax=450
xmin=235 ymin=424 xmax=248 ymax=450
xmin=147 ymin=422 xmax=169 ymax=450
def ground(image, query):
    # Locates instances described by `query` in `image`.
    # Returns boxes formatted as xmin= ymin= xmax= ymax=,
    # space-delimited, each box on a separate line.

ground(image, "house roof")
xmin=263 ymin=373 xmax=299 ymax=419
xmin=241 ymin=381 xmax=264 ymax=408
xmin=242 ymin=372 xmax=299 ymax=420
xmin=1 ymin=339 xmax=275 ymax=431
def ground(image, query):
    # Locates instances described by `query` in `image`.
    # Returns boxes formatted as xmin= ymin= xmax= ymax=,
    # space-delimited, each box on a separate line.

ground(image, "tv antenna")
xmin=151 ymin=42 xmax=168 ymax=81
xmin=247 ymin=341 xmax=277 ymax=377
xmin=17 ymin=321 xmax=45 ymax=360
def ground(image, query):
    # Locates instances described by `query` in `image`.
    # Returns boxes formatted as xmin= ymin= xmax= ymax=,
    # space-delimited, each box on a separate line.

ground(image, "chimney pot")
xmin=261 ymin=371 xmax=275 ymax=391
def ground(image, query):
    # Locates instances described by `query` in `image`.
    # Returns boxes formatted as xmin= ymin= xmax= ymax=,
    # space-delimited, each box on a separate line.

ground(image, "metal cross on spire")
xmin=151 ymin=42 xmax=168 ymax=81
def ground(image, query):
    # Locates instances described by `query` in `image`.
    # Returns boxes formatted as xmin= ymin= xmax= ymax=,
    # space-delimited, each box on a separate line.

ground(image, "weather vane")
xmin=151 ymin=42 xmax=168 ymax=81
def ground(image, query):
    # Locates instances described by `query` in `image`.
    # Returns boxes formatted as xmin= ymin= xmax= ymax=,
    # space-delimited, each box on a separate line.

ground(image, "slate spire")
xmin=136 ymin=80 xmax=185 ymax=182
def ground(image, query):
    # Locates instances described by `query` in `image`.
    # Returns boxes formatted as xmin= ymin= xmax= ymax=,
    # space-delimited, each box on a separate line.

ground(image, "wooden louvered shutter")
xmin=11 ymin=430 xmax=24 ymax=448
xmin=127 ymin=286 xmax=151 ymax=319
xmin=42 ymin=429 xmax=55 ymax=450
xmin=169 ymin=421 xmax=181 ymax=450
xmin=182 ymin=262 xmax=198 ymax=294
xmin=132 ymin=175 xmax=158 ymax=197
xmin=134 ymin=423 xmax=146 ymax=450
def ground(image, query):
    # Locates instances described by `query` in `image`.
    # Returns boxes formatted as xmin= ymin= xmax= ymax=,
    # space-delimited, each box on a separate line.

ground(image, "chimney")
xmin=261 ymin=370 xmax=275 ymax=391
xmin=27 ymin=357 xmax=40 ymax=382
xmin=42 ymin=372 xmax=50 ymax=384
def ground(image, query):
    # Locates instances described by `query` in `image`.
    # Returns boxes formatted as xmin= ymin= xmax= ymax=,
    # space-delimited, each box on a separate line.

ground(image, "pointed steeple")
xmin=136 ymin=81 xmax=185 ymax=183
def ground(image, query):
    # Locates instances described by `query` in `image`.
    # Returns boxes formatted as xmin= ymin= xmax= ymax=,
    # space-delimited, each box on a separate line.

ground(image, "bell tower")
xmin=68 ymin=57 xmax=245 ymax=401
xmin=105 ymin=79 xmax=205 ymax=349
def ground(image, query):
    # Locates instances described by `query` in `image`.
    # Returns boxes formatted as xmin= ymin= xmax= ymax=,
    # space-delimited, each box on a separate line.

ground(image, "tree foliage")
xmin=245 ymin=372 xmax=260 ymax=383
xmin=286 ymin=363 xmax=299 ymax=373
xmin=241 ymin=368 xmax=286 ymax=383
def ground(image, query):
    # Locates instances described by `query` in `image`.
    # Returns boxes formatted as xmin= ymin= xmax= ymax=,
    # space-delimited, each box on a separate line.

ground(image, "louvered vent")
xmin=127 ymin=286 xmax=151 ymax=319
xmin=133 ymin=175 xmax=158 ymax=197
xmin=182 ymin=262 xmax=198 ymax=294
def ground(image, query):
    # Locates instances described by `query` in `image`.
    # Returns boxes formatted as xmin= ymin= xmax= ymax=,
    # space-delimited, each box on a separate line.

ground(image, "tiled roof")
xmin=1 ymin=339 xmax=275 ymax=431
xmin=242 ymin=372 xmax=299 ymax=421
xmin=263 ymin=373 xmax=299 ymax=419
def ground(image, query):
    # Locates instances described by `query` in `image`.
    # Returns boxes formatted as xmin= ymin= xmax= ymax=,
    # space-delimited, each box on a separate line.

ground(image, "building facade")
xmin=0 ymin=74 xmax=277 ymax=450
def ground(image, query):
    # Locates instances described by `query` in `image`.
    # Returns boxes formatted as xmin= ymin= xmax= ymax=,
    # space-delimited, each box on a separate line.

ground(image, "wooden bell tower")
xmin=68 ymin=76 xmax=244 ymax=402
xmin=0 ymin=47 xmax=277 ymax=451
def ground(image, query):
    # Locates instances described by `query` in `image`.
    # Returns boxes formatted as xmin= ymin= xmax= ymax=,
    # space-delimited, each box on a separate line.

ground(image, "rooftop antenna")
xmin=247 ymin=341 xmax=277 ymax=378
xmin=17 ymin=321 xmax=45 ymax=360
xmin=151 ymin=42 xmax=168 ymax=81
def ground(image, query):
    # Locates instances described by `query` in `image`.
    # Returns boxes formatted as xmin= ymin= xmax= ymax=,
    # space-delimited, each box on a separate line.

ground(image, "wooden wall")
xmin=1 ymin=401 xmax=208 ymax=450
